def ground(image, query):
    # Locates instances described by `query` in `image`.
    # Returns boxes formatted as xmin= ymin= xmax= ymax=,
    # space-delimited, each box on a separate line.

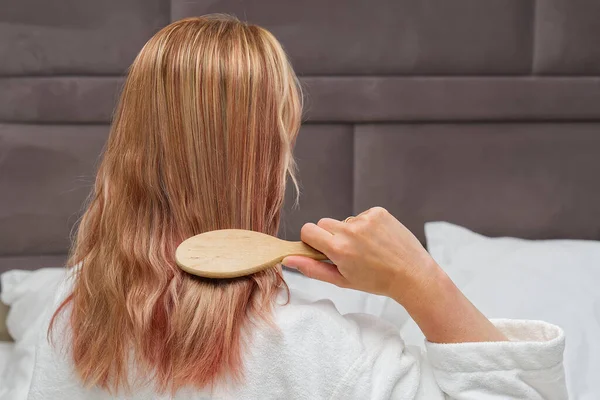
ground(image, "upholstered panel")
xmin=280 ymin=125 xmax=354 ymax=241
xmin=302 ymin=77 xmax=600 ymax=122
xmin=5 ymin=77 xmax=600 ymax=124
xmin=354 ymin=123 xmax=600 ymax=242
xmin=0 ymin=78 xmax=122 ymax=123
xmin=0 ymin=0 xmax=169 ymax=75
xmin=172 ymin=0 xmax=534 ymax=75
xmin=535 ymin=0 xmax=600 ymax=74
xmin=0 ymin=124 xmax=107 ymax=255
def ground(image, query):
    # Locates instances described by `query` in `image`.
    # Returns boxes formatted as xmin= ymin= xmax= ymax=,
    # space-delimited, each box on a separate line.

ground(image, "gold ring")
xmin=344 ymin=216 xmax=355 ymax=223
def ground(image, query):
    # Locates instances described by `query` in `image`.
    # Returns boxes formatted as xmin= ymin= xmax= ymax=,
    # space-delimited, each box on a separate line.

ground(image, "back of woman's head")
xmin=50 ymin=15 xmax=302 ymax=394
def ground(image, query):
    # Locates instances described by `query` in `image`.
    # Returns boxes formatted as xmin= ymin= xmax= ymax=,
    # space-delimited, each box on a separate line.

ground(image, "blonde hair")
xmin=50 ymin=15 xmax=302 ymax=394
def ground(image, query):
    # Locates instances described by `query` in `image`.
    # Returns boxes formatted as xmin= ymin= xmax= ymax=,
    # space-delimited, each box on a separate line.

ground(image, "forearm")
xmin=391 ymin=261 xmax=507 ymax=343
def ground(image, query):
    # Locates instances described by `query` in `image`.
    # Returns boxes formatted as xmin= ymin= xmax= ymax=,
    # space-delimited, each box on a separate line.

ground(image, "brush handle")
xmin=284 ymin=241 xmax=328 ymax=260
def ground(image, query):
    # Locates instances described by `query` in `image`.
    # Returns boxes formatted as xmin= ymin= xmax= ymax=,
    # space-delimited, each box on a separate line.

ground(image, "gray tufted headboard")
xmin=1 ymin=0 xmax=600 ymax=275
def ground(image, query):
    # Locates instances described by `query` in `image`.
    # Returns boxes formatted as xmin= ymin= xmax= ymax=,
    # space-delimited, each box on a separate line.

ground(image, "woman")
xmin=28 ymin=15 xmax=567 ymax=399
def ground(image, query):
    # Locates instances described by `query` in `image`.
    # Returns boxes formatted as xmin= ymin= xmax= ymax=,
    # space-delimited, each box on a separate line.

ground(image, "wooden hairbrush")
xmin=175 ymin=229 xmax=327 ymax=278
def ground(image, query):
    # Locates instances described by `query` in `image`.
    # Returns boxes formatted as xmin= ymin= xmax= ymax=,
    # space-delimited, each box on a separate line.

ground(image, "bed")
xmin=2 ymin=0 xmax=600 ymax=398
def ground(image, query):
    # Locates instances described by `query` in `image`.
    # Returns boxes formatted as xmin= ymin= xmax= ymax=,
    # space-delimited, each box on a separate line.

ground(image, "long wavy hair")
xmin=49 ymin=15 xmax=301 ymax=394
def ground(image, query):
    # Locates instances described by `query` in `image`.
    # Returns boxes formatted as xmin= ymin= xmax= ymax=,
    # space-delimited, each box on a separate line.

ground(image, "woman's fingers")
xmin=300 ymin=223 xmax=334 ymax=253
xmin=282 ymin=256 xmax=349 ymax=288
xmin=316 ymin=217 xmax=346 ymax=234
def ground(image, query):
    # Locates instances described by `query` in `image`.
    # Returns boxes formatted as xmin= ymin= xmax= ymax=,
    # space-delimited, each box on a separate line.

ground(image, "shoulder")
xmin=240 ymin=290 xmax=420 ymax=399
xmin=256 ymin=294 xmax=364 ymax=362
xmin=251 ymin=292 xmax=406 ymax=377
xmin=273 ymin=291 xmax=404 ymax=350
xmin=274 ymin=295 xmax=355 ymax=337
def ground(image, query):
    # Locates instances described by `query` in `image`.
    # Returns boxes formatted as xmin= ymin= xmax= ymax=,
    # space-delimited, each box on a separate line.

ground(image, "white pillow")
xmin=0 ymin=268 xmax=66 ymax=400
xmin=1 ymin=268 xmax=66 ymax=341
xmin=400 ymin=222 xmax=600 ymax=400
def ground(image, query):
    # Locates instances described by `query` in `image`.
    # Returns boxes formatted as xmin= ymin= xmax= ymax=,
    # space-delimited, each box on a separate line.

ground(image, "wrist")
xmin=388 ymin=254 xmax=449 ymax=307
xmin=390 ymin=260 xmax=507 ymax=343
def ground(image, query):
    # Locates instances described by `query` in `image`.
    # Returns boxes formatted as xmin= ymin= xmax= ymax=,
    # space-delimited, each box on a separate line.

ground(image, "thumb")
xmin=282 ymin=256 xmax=349 ymax=288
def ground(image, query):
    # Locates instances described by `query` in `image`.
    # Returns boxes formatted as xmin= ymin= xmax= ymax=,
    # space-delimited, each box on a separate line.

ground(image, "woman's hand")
xmin=282 ymin=206 xmax=436 ymax=301
xmin=283 ymin=207 xmax=507 ymax=343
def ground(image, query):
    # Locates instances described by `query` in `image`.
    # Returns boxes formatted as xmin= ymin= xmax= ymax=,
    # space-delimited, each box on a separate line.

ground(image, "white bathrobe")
xmin=27 ymin=276 xmax=567 ymax=400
